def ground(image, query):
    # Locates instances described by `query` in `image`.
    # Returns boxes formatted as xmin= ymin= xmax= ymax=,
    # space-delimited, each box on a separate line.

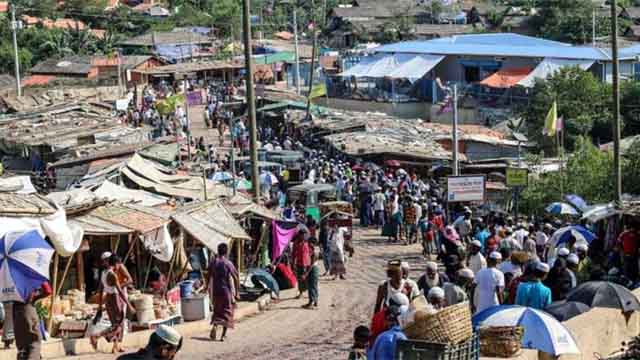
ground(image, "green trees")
xmin=529 ymin=0 xmax=612 ymax=43
xmin=522 ymin=67 xmax=608 ymax=153
xmin=519 ymin=137 xmax=615 ymax=214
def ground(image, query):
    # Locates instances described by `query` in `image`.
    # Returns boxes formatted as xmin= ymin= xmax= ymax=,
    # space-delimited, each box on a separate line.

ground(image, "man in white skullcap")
xmin=515 ymin=261 xmax=551 ymax=310
xmin=400 ymin=261 xmax=420 ymax=298
xmin=417 ymin=261 xmax=448 ymax=295
xmin=117 ymin=325 xmax=182 ymax=360
xmin=443 ymin=268 xmax=474 ymax=307
xmin=467 ymin=240 xmax=486 ymax=275
xmin=427 ymin=287 xmax=446 ymax=309
xmin=566 ymin=254 xmax=580 ymax=288
xmin=471 ymin=251 xmax=504 ymax=314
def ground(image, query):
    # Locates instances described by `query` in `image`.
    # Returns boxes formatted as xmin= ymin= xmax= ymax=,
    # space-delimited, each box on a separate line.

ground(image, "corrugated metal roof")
xmin=375 ymin=33 xmax=611 ymax=61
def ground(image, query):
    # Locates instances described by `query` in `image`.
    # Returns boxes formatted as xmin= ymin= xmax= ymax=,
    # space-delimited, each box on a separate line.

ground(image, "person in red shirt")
xmin=618 ymin=222 xmax=640 ymax=282
xmin=291 ymin=234 xmax=311 ymax=299
xmin=14 ymin=282 xmax=51 ymax=360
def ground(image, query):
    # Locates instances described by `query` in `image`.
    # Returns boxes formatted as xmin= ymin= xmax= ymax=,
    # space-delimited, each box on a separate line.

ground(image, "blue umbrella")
xmin=565 ymin=194 xmax=588 ymax=212
xmin=549 ymin=225 xmax=596 ymax=248
xmin=545 ymin=202 xmax=579 ymax=216
xmin=473 ymin=305 xmax=580 ymax=356
xmin=0 ymin=230 xmax=55 ymax=303
xmin=210 ymin=171 xmax=233 ymax=182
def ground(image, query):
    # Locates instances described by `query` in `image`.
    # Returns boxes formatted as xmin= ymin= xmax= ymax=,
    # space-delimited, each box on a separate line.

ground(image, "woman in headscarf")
xmin=207 ymin=243 xmax=240 ymax=341
xmin=543 ymin=258 xmax=573 ymax=301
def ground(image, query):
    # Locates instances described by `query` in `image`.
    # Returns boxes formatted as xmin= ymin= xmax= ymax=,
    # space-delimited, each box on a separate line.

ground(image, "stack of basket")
xmin=479 ymin=326 xmax=524 ymax=358
xmin=403 ymin=301 xmax=473 ymax=344
xmin=398 ymin=301 xmax=478 ymax=360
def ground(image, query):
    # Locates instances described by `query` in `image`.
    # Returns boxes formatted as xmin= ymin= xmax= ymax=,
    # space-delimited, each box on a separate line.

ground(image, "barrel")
xmin=179 ymin=281 xmax=194 ymax=298
xmin=132 ymin=295 xmax=155 ymax=324
xmin=181 ymin=294 xmax=209 ymax=322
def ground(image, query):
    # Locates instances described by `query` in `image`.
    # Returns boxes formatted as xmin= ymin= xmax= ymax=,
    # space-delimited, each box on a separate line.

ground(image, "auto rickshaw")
xmin=287 ymin=183 xmax=336 ymax=222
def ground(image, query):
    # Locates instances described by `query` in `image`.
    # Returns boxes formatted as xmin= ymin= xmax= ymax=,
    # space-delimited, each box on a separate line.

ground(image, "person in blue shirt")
xmin=515 ymin=261 xmax=552 ymax=310
xmin=474 ymin=221 xmax=490 ymax=251
xmin=368 ymin=294 xmax=408 ymax=360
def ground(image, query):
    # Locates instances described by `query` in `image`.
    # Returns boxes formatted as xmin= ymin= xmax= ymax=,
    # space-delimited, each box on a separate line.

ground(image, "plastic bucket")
xmin=179 ymin=281 xmax=194 ymax=298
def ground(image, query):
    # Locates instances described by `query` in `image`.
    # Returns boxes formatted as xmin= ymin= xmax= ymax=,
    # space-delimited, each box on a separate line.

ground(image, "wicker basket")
xmin=404 ymin=301 xmax=474 ymax=344
xmin=479 ymin=326 xmax=524 ymax=358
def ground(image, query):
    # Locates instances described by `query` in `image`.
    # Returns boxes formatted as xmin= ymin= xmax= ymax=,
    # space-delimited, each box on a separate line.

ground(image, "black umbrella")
xmin=566 ymin=281 xmax=640 ymax=312
xmin=544 ymin=301 xmax=591 ymax=322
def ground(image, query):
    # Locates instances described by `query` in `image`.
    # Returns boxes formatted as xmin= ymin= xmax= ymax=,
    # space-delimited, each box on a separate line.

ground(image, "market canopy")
xmin=338 ymin=54 xmax=444 ymax=81
xmin=517 ymin=58 xmax=595 ymax=87
xmin=479 ymin=67 xmax=532 ymax=88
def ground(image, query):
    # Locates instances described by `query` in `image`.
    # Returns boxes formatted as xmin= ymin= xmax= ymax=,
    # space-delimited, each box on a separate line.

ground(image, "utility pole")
xmin=293 ymin=8 xmax=301 ymax=95
xmin=116 ymin=49 xmax=123 ymax=97
xmin=305 ymin=23 xmax=317 ymax=121
xmin=242 ymin=0 xmax=261 ymax=201
xmin=183 ymin=74 xmax=191 ymax=162
xmin=10 ymin=5 xmax=22 ymax=97
xmin=592 ymin=9 xmax=596 ymax=46
xmin=452 ymin=84 xmax=459 ymax=176
xmin=611 ymin=0 xmax=622 ymax=202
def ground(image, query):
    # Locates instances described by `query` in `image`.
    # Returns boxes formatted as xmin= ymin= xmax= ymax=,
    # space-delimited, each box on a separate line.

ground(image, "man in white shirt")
xmin=472 ymin=252 xmax=505 ymax=314
xmin=453 ymin=208 xmax=473 ymax=241
xmin=535 ymin=224 xmax=552 ymax=256
xmin=400 ymin=261 xmax=420 ymax=299
xmin=373 ymin=189 xmax=386 ymax=228
xmin=467 ymin=240 xmax=487 ymax=274
xmin=514 ymin=224 xmax=529 ymax=249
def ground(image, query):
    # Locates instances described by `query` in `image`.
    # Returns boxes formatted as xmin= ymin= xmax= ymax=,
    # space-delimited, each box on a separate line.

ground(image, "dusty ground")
xmin=65 ymin=227 xmax=428 ymax=360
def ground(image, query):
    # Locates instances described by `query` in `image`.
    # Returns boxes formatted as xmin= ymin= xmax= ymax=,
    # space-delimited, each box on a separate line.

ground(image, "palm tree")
xmin=39 ymin=30 xmax=74 ymax=58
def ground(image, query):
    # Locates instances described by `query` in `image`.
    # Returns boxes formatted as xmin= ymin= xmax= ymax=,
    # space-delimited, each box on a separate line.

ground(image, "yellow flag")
xmin=308 ymin=84 xmax=327 ymax=99
xmin=543 ymin=101 xmax=557 ymax=137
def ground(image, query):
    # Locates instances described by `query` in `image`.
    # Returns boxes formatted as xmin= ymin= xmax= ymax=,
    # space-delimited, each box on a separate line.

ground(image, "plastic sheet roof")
xmin=479 ymin=67 xmax=532 ymax=88
xmin=518 ymin=58 xmax=595 ymax=87
xmin=339 ymin=54 xmax=444 ymax=80
xmin=374 ymin=33 xmax=612 ymax=61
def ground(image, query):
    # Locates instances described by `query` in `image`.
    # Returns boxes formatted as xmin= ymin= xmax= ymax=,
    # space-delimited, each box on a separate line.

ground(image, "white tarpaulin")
xmin=339 ymin=54 xmax=443 ymax=81
xmin=0 ymin=176 xmax=36 ymax=194
xmin=0 ymin=207 xmax=83 ymax=257
xmin=140 ymin=224 xmax=173 ymax=262
xmin=518 ymin=58 xmax=595 ymax=87
xmin=94 ymin=180 xmax=168 ymax=207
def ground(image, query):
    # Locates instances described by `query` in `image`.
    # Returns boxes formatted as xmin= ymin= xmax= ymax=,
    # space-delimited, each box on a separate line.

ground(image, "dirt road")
xmin=66 ymin=227 xmax=428 ymax=360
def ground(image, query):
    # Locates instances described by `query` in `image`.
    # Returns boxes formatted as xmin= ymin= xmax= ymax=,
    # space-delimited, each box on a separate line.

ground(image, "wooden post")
xmin=135 ymin=235 xmax=142 ymax=288
xmin=56 ymin=256 xmax=74 ymax=296
xmin=76 ymin=251 xmax=85 ymax=291
xmin=236 ymin=239 xmax=243 ymax=273
xmin=47 ymin=254 xmax=59 ymax=332
xmin=123 ymin=234 xmax=137 ymax=264
xmin=143 ymin=254 xmax=154 ymax=289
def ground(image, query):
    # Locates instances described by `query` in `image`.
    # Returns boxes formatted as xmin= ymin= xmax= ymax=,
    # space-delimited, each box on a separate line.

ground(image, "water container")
xmin=132 ymin=295 xmax=155 ymax=324
xmin=179 ymin=280 xmax=194 ymax=298
xmin=181 ymin=294 xmax=210 ymax=322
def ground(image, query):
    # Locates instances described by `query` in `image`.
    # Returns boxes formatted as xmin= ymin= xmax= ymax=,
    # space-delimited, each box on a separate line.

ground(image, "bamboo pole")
xmin=56 ymin=256 xmax=74 ymax=297
xmin=143 ymin=254 xmax=154 ymax=289
xmin=47 ymin=254 xmax=59 ymax=332
xmin=76 ymin=251 xmax=85 ymax=291
xmin=122 ymin=234 xmax=137 ymax=265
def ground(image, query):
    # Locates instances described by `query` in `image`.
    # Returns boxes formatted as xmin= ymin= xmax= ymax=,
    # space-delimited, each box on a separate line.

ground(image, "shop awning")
xmin=517 ymin=58 xmax=595 ymax=87
xmin=339 ymin=54 xmax=444 ymax=81
xmin=479 ymin=67 xmax=532 ymax=88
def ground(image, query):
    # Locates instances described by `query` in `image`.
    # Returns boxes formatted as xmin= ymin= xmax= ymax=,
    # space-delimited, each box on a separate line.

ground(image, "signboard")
xmin=447 ymin=175 xmax=486 ymax=203
xmin=506 ymin=168 xmax=529 ymax=187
